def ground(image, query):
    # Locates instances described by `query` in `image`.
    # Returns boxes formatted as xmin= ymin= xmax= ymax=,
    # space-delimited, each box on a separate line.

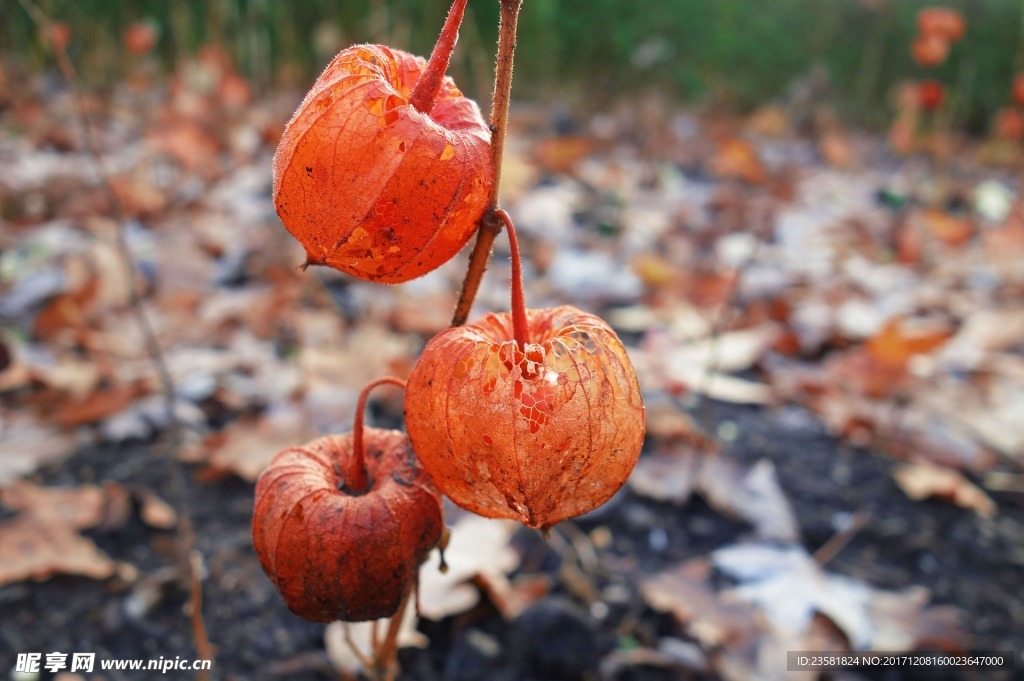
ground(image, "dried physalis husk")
xmin=273 ymin=0 xmax=493 ymax=283
xmin=405 ymin=306 xmax=645 ymax=530
xmin=252 ymin=431 xmax=443 ymax=622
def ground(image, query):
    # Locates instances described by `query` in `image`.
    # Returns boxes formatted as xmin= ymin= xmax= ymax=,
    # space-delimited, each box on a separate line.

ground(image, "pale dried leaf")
xmin=323 ymin=602 xmax=426 ymax=677
xmin=0 ymin=481 xmax=108 ymax=528
xmin=0 ymin=514 xmax=118 ymax=585
xmin=698 ymin=458 xmax=800 ymax=542
xmin=417 ymin=514 xmax=519 ymax=620
xmin=0 ymin=413 xmax=75 ymax=487
xmin=714 ymin=544 xmax=874 ymax=648
xmin=132 ymin=486 xmax=178 ymax=529
xmin=641 ymin=557 xmax=764 ymax=650
xmin=893 ymin=461 xmax=996 ymax=517
xmin=629 ymin=445 xmax=701 ymax=504
xmin=867 ymin=586 xmax=965 ymax=651
xmin=196 ymin=402 xmax=318 ymax=482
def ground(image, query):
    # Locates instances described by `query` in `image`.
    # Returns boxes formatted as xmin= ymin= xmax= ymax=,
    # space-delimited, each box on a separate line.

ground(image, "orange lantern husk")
xmin=252 ymin=379 xmax=443 ymax=622
xmin=273 ymin=0 xmax=493 ymax=283
xmin=917 ymin=7 xmax=966 ymax=43
xmin=405 ymin=212 xmax=645 ymax=530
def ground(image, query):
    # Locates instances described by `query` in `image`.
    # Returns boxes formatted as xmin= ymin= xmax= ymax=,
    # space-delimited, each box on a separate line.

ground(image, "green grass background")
xmin=4 ymin=0 xmax=1023 ymax=130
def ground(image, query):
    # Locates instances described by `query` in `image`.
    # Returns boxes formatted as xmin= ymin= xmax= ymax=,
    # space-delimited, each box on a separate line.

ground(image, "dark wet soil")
xmin=1 ymin=401 xmax=1022 ymax=681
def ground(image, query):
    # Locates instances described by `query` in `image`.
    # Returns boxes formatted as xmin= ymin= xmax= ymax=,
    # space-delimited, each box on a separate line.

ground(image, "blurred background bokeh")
xmin=4 ymin=0 xmax=1024 ymax=129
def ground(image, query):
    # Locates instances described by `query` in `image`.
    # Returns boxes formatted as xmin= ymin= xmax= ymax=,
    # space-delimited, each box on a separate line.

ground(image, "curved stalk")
xmin=495 ymin=209 xmax=529 ymax=349
xmin=409 ymin=0 xmax=469 ymax=114
xmin=350 ymin=376 xmax=407 ymax=493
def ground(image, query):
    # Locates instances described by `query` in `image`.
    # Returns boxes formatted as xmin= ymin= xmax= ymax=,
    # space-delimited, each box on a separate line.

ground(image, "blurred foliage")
xmin=3 ymin=0 xmax=1023 ymax=130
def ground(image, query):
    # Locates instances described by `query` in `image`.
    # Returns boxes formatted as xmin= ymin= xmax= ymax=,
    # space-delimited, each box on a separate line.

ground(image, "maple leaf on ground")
xmin=711 ymin=543 xmax=966 ymax=652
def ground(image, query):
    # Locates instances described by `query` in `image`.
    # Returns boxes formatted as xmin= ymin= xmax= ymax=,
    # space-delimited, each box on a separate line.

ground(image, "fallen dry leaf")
xmin=865 ymin=316 xmax=954 ymax=370
xmin=188 ymin=402 xmax=318 ymax=482
xmin=714 ymin=543 xmax=875 ymax=648
xmin=1 ymin=481 xmax=112 ymax=528
xmin=0 ymin=514 xmax=119 ymax=584
xmin=893 ymin=460 xmax=996 ymax=517
xmin=323 ymin=601 xmax=425 ymax=677
xmin=641 ymin=557 xmax=764 ymax=650
xmin=712 ymin=543 xmax=967 ymax=653
xmin=915 ymin=209 xmax=974 ymax=247
xmin=710 ymin=137 xmax=768 ymax=185
xmin=131 ymin=486 xmax=178 ymax=529
xmin=0 ymin=412 xmax=76 ymax=487
xmin=867 ymin=586 xmax=965 ymax=652
xmin=533 ymin=136 xmax=596 ymax=174
xmin=698 ymin=457 xmax=800 ymax=542
xmin=0 ymin=481 xmax=137 ymax=586
xmin=47 ymin=382 xmax=144 ymax=428
xmin=417 ymin=513 xmax=519 ymax=620
xmin=629 ymin=444 xmax=702 ymax=505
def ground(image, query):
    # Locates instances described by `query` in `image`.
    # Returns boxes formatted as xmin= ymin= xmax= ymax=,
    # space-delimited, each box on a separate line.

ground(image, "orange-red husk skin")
xmin=273 ymin=44 xmax=493 ymax=284
xmin=917 ymin=7 xmax=965 ymax=43
xmin=252 ymin=430 xmax=443 ymax=622
xmin=405 ymin=306 xmax=645 ymax=530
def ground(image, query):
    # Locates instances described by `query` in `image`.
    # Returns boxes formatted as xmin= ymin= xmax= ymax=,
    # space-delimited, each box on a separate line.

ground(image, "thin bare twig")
xmin=451 ymin=0 xmax=523 ymax=326
xmin=813 ymin=510 xmax=868 ymax=567
xmin=14 ymin=0 xmax=211 ymax=669
xmin=188 ymin=551 xmax=214 ymax=681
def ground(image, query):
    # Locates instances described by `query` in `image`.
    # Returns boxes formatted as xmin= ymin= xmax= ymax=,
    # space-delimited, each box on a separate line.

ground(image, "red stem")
xmin=409 ymin=0 xmax=469 ymax=114
xmin=495 ymin=209 xmax=529 ymax=349
xmin=350 ymin=376 xmax=407 ymax=493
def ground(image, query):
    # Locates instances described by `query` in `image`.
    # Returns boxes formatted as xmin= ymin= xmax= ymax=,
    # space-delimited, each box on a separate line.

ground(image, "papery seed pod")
xmin=917 ymin=7 xmax=966 ymax=43
xmin=1012 ymin=73 xmax=1024 ymax=109
xmin=405 ymin=305 xmax=645 ymax=530
xmin=273 ymin=0 xmax=493 ymax=284
xmin=995 ymin=107 xmax=1024 ymax=143
xmin=911 ymin=32 xmax=950 ymax=67
xmin=252 ymin=380 xmax=442 ymax=622
xmin=123 ymin=21 xmax=158 ymax=56
xmin=918 ymin=80 xmax=946 ymax=111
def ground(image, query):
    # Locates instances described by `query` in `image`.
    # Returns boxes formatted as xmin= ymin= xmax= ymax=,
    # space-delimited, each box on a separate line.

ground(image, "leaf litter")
xmin=1 ymin=50 xmax=1023 ymax=678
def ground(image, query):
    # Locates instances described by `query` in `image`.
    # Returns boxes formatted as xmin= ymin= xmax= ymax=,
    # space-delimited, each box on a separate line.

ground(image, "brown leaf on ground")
xmin=868 ymin=586 xmax=966 ymax=652
xmin=633 ymin=326 xmax=776 ymax=404
xmin=187 ymin=404 xmax=318 ymax=482
xmin=893 ymin=460 xmax=996 ymax=517
xmin=709 ymin=137 xmax=767 ymax=185
xmin=46 ymin=381 xmax=144 ymax=428
xmin=915 ymin=209 xmax=974 ymax=247
xmin=819 ymin=130 xmax=855 ymax=169
xmin=643 ymin=403 xmax=708 ymax=442
xmin=533 ymin=136 xmax=596 ymax=174
xmin=110 ymin=175 xmax=169 ymax=219
xmin=0 ymin=514 xmax=118 ymax=584
xmin=1 ymin=481 xmax=110 ymax=528
xmin=131 ymin=486 xmax=178 ymax=529
xmin=147 ymin=119 xmax=222 ymax=177
xmin=0 ymin=481 xmax=138 ymax=586
xmin=641 ymin=557 xmax=764 ymax=650
xmin=698 ymin=457 xmax=800 ymax=542
xmin=629 ymin=443 xmax=703 ymax=505
xmin=713 ymin=543 xmax=967 ymax=653
xmin=865 ymin=316 xmax=954 ymax=371
xmin=745 ymin=105 xmax=790 ymax=138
